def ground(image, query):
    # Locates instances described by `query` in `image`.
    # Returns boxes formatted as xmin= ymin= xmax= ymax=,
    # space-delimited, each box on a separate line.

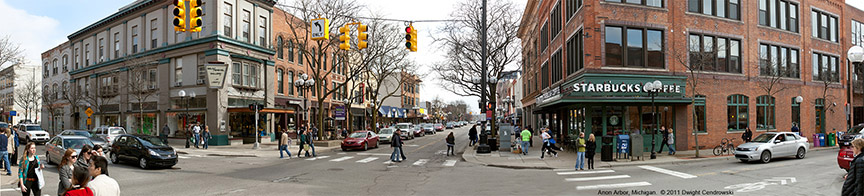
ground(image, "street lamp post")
xmin=294 ymin=73 xmax=315 ymax=137
xmin=847 ymin=46 xmax=864 ymax=130
xmin=179 ymin=90 xmax=195 ymax=149
xmin=644 ymin=80 xmax=662 ymax=159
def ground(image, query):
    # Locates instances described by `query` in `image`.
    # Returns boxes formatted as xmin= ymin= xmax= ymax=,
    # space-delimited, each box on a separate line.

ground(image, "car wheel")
xmin=796 ymin=147 xmax=806 ymax=159
xmin=363 ymin=143 xmax=368 ymax=151
xmin=139 ymin=158 xmax=149 ymax=169
xmin=760 ymin=151 xmax=772 ymax=163
xmin=110 ymin=152 xmax=120 ymax=164
xmin=45 ymin=152 xmax=54 ymax=165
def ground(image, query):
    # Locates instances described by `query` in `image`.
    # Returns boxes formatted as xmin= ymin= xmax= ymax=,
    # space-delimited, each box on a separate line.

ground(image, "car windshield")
xmin=63 ymin=139 xmax=94 ymax=149
xmin=109 ymin=128 xmax=126 ymax=134
xmin=0 ymin=123 xmax=7 ymax=128
xmin=139 ymin=136 xmax=167 ymax=147
xmin=853 ymin=126 xmax=864 ymax=134
xmin=71 ymin=131 xmax=91 ymax=137
xmin=751 ymin=133 xmax=777 ymax=143
xmin=26 ymin=126 xmax=42 ymax=131
xmin=349 ymin=132 xmax=367 ymax=138
xmin=423 ymin=125 xmax=433 ymax=128
xmin=379 ymin=129 xmax=393 ymax=134
xmin=435 ymin=124 xmax=443 ymax=127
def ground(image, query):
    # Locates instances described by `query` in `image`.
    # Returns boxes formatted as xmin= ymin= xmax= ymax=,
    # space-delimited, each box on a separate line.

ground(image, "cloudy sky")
xmin=1 ymin=0 xmax=863 ymax=113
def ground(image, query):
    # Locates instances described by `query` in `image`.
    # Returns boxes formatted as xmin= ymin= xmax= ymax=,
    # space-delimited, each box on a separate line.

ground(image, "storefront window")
xmin=695 ymin=95 xmax=706 ymax=133
xmin=727 ymin=94 xmax=749 ymax=131
xmin=756 ymin=95 xmax=775 ymax=130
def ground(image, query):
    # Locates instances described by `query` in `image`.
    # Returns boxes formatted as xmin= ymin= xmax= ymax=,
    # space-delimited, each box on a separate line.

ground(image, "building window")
xmin=113 ymin=33 xmax=120 ymax=59
xmin=151 ymin=19 xmax=158 ymax=49
xmin=132 ymin=26 xmax=139 ymax=53
xmin=232 ymin=62 xmax=241 ymax=85
xmin=688 ymin=0 xmax=740 ymax=20
xmin=567 ymin=30 xmax=583 ymax=75
xmin=175 ymin=59 xmax=182 ymax=85
xmin=757 ymin=0 xmax=798 ymax=32
xmin=853 ymin=20 xmax=864 ymax=46
xmin=74 ymin=48 xmax=79 ymax=69
xmin=276 ymin=36 xmax=283 ymax=59
xmin=288 ymin=71 xmax=294 ymax=95
xmin=541 ymin=22 xmax=549 ymax=52
xmin=287 ymin=41 xmax=294 ymax=62
xmin=689 ymin=33 xmax=741 ymax=73
xmin=243 ymin=63 xmax=251 ymax=86
xmin=197 ymin=64 xmax=205 ymax=85
xmin=52 ymin=59 xmax=58 ymax=75
xmin=277 ymin=69 xmax=284 ymax=94
xmin=62 ymin=55 xmax=68 ymax=72
xmin=791 ymin=97 xmax=800 ymax=127
xmin=812 ymin=52 xmax=839 ymax=82
xmin=756 ymin=95 xmax=776 ymax=130
xmin=85 ymin=44 xmax=90 ymax=66
xmin=551 ymin=50 xmax=562 ymax=84
xmin=242 ymin=10 xmax=251 ymax=43
xmin=148 ymin=69 xmax=157 ymax=86
xmin=758 ymin=43 xmax=799 ymax=78
xmin=98 ymin=38 xmax=104 ymax=62
xmin=541 ymin=62 xmax=549 ymax=89
xmin=43 ymin=63 xmax=49 ymax=78
xmin=259 ymin=16 xmax=267 ymax=47
xmin=550 ymin=2 xmax=561 ymax=40
xmin=298 ymin=47 xmax=304 ymax=65
xmin=605 ymin=0 xmax=662 ymax=7
xmin=727 ymin=94 xmax=748 ymax=131
xmin=812 ymin=9 xmax=837 ymax=42
xmin=695 ymin=95 xmax=707 ymax=133
xmin=566 ymin=0 xmax=582 ymax=21
xmin=224 ymin=3 xmax=233 ymax=37
xmin=606 ymin=26 xmax=663 ymax=68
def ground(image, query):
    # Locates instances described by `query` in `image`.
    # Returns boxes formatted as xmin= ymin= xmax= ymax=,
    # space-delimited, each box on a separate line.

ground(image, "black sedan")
xmin=110 ymin=134 xmax=177 ymax=169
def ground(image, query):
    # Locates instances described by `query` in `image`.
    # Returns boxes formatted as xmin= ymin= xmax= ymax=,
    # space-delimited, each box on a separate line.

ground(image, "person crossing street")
xmin=390 ymin=130 xmax=404 ymax=162
xmin=520 ymin=128 xmax=531 ymax=155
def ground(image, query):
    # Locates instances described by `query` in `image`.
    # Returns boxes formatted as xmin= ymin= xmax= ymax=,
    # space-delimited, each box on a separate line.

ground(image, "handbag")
xmin=303 ymin=144 xmax=310 ymax=152
xmin=549 ymin=138 xmax=557 ymax=144
xmin=36 ymin=167 xmax=45 ymax=189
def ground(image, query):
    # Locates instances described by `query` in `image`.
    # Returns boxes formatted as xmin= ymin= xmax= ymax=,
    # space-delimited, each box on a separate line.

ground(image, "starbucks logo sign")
xmin=609 ymin=115 xmax=620 ymax=126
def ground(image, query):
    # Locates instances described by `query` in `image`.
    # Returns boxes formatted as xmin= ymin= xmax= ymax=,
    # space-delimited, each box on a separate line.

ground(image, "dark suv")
xmin=840 ymin=125 xmax=864 ymax=147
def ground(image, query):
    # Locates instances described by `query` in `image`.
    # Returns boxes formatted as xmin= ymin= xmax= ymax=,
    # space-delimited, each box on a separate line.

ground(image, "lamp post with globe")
xmin=178 ymin=90 xmax=196 ymax=148
xmin=294 ymin=73 xmax=315 ymax=136
xmin=643 ymin=80 xmax=662 ymax=159
xmin=847 ymin=46 xmax=864 ymax=130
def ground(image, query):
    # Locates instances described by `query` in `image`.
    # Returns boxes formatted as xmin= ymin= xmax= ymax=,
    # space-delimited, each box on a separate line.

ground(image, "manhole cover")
xmin=328 ymin=168 xmax=344 ymax=171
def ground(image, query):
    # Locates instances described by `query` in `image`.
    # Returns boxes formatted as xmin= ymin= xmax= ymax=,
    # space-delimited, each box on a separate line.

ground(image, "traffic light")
xmin=339 ymin=25 xmax=350 ymax=50
xmin=172 ymin=0 xmax=186 ymax=32
xmin=405 ymin=25 xmax=417 ymax=52
xmin=357 ymin=24 xmax=368 ymax=50
xmin=189 ymin=0 xmax=204 ymax=32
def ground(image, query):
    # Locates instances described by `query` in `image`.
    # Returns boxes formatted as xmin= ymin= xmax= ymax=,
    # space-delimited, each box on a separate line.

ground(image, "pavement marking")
xmin=554 ymin=168 xmax=575 ymax=172
xmin=412 ymin=159 xmax=429 ymax=166
xmin=330 ymin=156 xmax=354 ymax=162
xmin=356 ymin=157 xmax=379 ymax=163
xmin=383 ymin=160 xmax=394 ymax=164
xmin=639 ymin=166 xmax=697 ymax=179
xmin=0 ymin=188 xmax=19 ymax=192
xmin=305 ymin=156 xmax=330 ymax=161
xmin=405 ymin=144 xmax=420 ymax=147
xmin=443 ymin=160 xmax=457 ymax=167
xmin=356 ymin=153 xmax=392 ymax=156
xmin=557 ymin=170 xmax=615 ymax=175
xmin=576 ymin=182 xmax=652 ymax=190
xmin=565 ymin=175 xmax=631 ymax=182
xmin=338 ymin=152 xmax=347 ymax=155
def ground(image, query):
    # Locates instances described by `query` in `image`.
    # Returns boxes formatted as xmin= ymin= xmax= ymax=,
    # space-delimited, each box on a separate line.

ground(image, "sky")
xmin=2 ymin=0 xmax=863 ymax=113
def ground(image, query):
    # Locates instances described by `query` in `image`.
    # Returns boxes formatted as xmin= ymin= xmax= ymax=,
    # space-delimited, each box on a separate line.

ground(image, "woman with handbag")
xmin=18 ymin=142 xmax=44 ymax=196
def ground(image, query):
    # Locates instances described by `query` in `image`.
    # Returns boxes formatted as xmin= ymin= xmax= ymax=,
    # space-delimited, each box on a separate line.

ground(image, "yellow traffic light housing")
xmin=172 ymin=0 xmax=186 ymax=32
xmin=357 ymin=24 xmax=368 ymax=50
xmin=189 ymin=0 xmax=204 ymax=32
xmin=405 ymin=25 xmax=417 ymax=52
xmin=339 ymin=25 xmax=350 ymax=50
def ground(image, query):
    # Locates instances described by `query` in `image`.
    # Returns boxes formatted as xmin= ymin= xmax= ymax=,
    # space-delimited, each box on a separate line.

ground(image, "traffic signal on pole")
xmin=189 ymin=0 xmax=204 ymax=32
xmin=172 ymin=0 xmax=186 ymax=32
xmin=339 ymin=25 xmax=350 ymax=50
xmin=405 ymin=25 xmax=417 ymax=52
xmin=357 ymin=24 xmax=368 ymax=50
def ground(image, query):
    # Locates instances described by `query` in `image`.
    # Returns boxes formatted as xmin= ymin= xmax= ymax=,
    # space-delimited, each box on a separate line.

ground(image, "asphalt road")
xmin=0 ymin=125 xmax=848 ymax=195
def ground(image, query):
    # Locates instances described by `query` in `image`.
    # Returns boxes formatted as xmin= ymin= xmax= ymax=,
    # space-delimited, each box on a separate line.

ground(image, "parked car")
xmin=341 ymin=131 xmax=380 ymax=151
xmin=840 ymin=125 xmax=864 ymax=147
xmin=734 ymin=132 xmax=809 ymax=163
xmin=445 ymin=123 xmax=454 ymax=129
xmin=45 ymin=135 xmax=95 ymax=165
xmin=394 ymin=123 xmax=414 ymax=140
xmin=421 ymin=124 xmax=436 ymax=134
xmin=839 ymin=145 xmax=855 ymax=171
xmin=434 ymin=123 xmax=445 ymax=132
xmin=91 ymin=126 xmax=128 ymax=145
xmin=59 ymin=130 xmax=109 ymax=151
xmin=16 ymin=124 xmax=50 ymax=144
xmin=378 ymin=128 xmax=395 ymax=143
xmin=110 ymin=134 xmax=177 ymax=169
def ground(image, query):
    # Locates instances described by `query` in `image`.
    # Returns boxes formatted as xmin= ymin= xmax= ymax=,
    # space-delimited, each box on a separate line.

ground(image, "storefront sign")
xmin=536 ymin=86 xmax=561 ymax=105
xmin=571 ymin=82 xmax=681 ymax=94
xmin=560 ymin=74 xmax=688 ymax=98
xmin=205 ymin=62 xmax=229 ymax=89
xmin=334 ymin=106 xmax=346 ymax=120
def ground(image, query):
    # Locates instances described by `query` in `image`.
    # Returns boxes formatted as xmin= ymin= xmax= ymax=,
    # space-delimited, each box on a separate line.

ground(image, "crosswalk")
xmin=556 ymin=165 xmax=698 ymax=191
xmin=292 ymin=154 xmax=458 ymax=167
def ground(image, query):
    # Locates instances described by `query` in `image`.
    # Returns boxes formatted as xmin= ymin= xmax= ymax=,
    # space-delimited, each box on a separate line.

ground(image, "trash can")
xmin=818 ymin=133 xmax=826 ymax=147
xmin=813 ymin=134 xmax=820 ymax=147
xmin=616 ymin=134 xmax=630 ymax=159
xmin=828 ymin=133 xmax=836 ymax=146
xmin=601 ymin=135 xmax=614 ymax=162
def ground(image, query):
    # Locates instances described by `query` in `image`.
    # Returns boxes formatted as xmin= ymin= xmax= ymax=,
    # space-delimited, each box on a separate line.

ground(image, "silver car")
xmin=59 ymin=130 xmax=109 ymax=151
xmin=91 ymin=126 xmax=128 ymax=145
xmin=734 ymin=132 xmax=809 ymax=163
xmin=44 ymin=135 xmax=95 ymax=165
xmin=378 ymin=128 xmax=395 ymax=143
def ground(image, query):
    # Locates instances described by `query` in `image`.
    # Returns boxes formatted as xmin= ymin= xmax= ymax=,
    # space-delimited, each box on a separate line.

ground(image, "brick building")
xmin=520 ymin=0 xmax=857 ymax=152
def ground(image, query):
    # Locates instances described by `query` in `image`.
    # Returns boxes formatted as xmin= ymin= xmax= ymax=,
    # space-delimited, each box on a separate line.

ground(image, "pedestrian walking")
xmin=88 ymin=156 xmax=120 ymax=196
xmin=468 ymin=125 xmax=478 ymax=146
xmin=58 ymin=149 xmax=77 ymax=196
xmin=306 ymin=130 xmax=317 ymax=157
xmin=540 ymin=129 xmax=558 ymax=159
xmin=18 ymin=142 xmax=44 ymax=196
xmin=279 ymin=131 xmax=291 ymax=159
xmin=791 ymin=123 xmax=800 ymax=135
xmin=10 ymin=127 xmax=19 ymax=166
xmin=666 ymin=129 xmax=676 ymax=155
xmin=75 ymin=145 xmax=92 ymax=169
xmin=0 ymin=128 xmax=10 ymax=175
xmin=192 ymin=122 xmax=202 ymax=148
xmin=202 ymin=126 xmax=212 ymax=149
xmin=575 ymin=132 xmax=587 ymax=170
xmin=446 ymin=132 xmax=455 ymax=156
xmin=658 ymin=126 xmax=669 ymax=154
xmin=528 ymin=126 xmax=534 ymax=147
xmin=161 ymin=124 xmax=170 ymax=144
xmin=843 ymin=138 xmax=864 ymax=196
xmin=6 ymin=129 xmax=14 ymax=168
xmin=64 ymin=167 xmax=94 ymax=196
xmin=297 ymin=130 xmax=308 ymax=158
xmin=742 ymin=127 xmax=753 ymax=143
xmin=586 ymin=134 xmax=596 ymax=170
xmin=390 ymin=130 xmax=404 ymax=162
xmin=520 ymin=128 xmax=531 ymax=155
xmin=311 ymin=126 xmax=319 ymax=140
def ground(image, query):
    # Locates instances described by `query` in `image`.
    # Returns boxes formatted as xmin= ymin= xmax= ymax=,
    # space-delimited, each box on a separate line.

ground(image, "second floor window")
xmin=242 ymin=10 xmax=251 ymax=43
xmin=566 ymin=0 xmax=582 ymax=21
xmin=550 ymin=2 xmax=561 ymax=40
xmin=98 ymin=38 xmax=104 ymax=62
xmin=758 ymin=0 xmax=798 ymax=32
xmin=259 ymin=16 xmax=267 ymax=47
xmin=689 ymin=34 xmax=741 ymax=73
xmin=567 ymin=30 xmax=583 ymax=75
xmin=277 ymin=69 xmax=284 ymax=94
xmin=114 ymin=33 xmax=120 ymax=59
xmin=224 ymin=3 xmax=233 ymax=37
xmin=758 ymin=43 xmax=799 ymax=78
xmin=85 ymin=44 xmax=90 ymax=66
xmin=853 ymin=20 xmax=864 ymax=46
xmin=812 ymin=53 xmax=839 ymax=82
xmin=606 ymin=26 xmax=664 ymax=68
xmin=605 ymin=0 xmax=662 ymax=8
xmin=232 ymin=62 xmax=241 ymax=85
xmin=812 ymin=9 xmax=837 ymax=42
xmin=132 ymin=26 xmax=139 ymax=53
xmin=151 ymin=19 xmax=158 ymax=49
xmin=688 ymin=0 xmax=740 ymax=20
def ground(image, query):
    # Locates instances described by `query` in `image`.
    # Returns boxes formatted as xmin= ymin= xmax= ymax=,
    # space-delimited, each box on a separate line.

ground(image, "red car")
xmin=839 ymin=145 xmax=855 ymax=171
xmin=341 ymin=131 xmax=380 ymax=151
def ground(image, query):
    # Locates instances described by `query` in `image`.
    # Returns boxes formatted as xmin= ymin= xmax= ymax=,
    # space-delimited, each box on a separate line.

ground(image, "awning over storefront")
xmin=227 ymin=107 xmax=297 ymax=114
xmin=533 ymin=73 xmax=703 ymax=113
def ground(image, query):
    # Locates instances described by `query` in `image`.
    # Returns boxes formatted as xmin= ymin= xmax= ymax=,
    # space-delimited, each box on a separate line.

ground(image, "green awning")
xmin=537 ymin=96 xmax=705 ymax=110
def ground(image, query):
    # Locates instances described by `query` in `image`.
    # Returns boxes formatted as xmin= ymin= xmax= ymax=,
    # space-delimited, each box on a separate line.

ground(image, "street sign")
xmin=9 ymin=111 xmax=15 ymax=116
xmin=86 ymin=118 xmax=92 ymax=125
xmin=310 ymin=18 xmax=330 ymax=40
xmin=85 ymin=108 xmax=94 ymax=117
xmin=205 ymin=62 xmax=229 ymax=89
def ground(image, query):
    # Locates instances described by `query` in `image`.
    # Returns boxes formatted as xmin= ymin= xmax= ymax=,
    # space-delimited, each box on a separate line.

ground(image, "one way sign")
xmin=310 ymin=18 xmax=329 ymax=40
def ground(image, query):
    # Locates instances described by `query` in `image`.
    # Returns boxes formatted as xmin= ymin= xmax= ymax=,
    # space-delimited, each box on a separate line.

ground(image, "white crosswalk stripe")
xmin=305 ymin=156 xmax=330 ymax=161
xmin=356 ymin=153 xmax=391 ymax=156
xmin=638 ymin=166 xmax=697 ymax=179
xmin=330 ymin=156 xmax=354 ymax=162
xmin=412 ymin=159 xmax=429 ymax=166
xmin=576 ymin=182 xmax=652 ymax=190
xmin=557 ymin=170 xmax=614 ymax=175
xmin=565 ymin=175 xmax=630 ymax=182
xmin=383 ymin=160 xmax=394 ymax=164
xmin=443 ymin=160 xmax=457 ymax=167
xmin=356 ymin=157 xmax=379 ymax=163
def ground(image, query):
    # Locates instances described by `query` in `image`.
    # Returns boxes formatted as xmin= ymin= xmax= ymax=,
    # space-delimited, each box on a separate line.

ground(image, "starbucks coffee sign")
xmin=560 ymin=74 xmax=687 ymax=98
xmin=572 ymin=82 xmax=682 ymax=94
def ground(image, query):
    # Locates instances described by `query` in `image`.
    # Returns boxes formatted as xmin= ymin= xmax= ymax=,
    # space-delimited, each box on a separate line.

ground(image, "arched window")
xmin=62 ymin=55 xmax=69 ymax=72
xmin=276 ymin=36 xmax=284 ymax=59
xmin=52 ymin=83 xmax=59 ymax=100
xmin=287 ymin=41 xmax=294 ymax=62
xmin=277 ymin=68 xmax=284 ymax=94
xmin=727 ymin=94 xmax=749 ymax=130
xmin=695 ymin=95 xmax=707 ymax=133
xmin=756 ymin=95 xmax=775 ymax=130
xmin=52 ymin=59 xmax=58 ymax=75
xmin=62 ymin=82 xmax=68 ymax=99
xmin=44 ymin=63 xmax=49 ymax=78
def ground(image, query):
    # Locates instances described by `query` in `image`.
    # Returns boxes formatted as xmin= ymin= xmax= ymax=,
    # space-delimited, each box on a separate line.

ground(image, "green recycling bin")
xmin=828 ymin=133 xmax=836 ymax=147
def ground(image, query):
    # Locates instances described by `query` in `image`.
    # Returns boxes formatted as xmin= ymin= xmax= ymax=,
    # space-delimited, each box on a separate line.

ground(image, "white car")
xmin=734 ymin=132 xmax=809 ymax=163
xmin=16 ymin=124 xmax=50 ymax=144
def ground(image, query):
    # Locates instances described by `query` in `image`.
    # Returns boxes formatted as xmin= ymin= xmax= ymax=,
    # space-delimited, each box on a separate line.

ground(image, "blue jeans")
xmin=309 ymin=143 xmax=316 ymax=157
xmin=666 ymin=144 xmax=676 ymax=154
xmin=279 ymin=145 xmax=291 ymax=158
xmin=521 ymin=141 xmax=530 ymax=154
xmin=0 ymin=151 xmax=9 ymax=174
xmin=391 ymin=147 xmax=403 ymax=162
xmin=576 ymin=152 xmax=586 ymax=169
xmin=193 ymin=134 xmax=200 ymax=148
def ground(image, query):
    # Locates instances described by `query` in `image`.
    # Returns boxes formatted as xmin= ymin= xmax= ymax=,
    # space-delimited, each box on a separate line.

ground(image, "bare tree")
xmin=122 ymin=55 xmax=159 ymax=134
xmin=815 ymin=60 xmax=841 ymax=133
xmin=62 ymin=80 xmax=87 ymax=129
xmin=41 ymin=82 xmax=63 ymax=134
xmin=83 ymin=71 xmax=117 ymax=129
xmin=752 ymin=53 xmax=795 ymax=98
xmin=432 ymin=0 xmax=521 ymax=135
xmin=0 ymin=35 xmax=24 ymax=68
xmin=14 ymin=78 xmax=41 ymax=122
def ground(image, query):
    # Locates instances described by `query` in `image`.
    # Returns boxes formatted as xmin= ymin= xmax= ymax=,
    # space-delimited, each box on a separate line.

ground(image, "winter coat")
xmin=280 ymin=132 xmax=289 ymax=146
xmin=668 ymin=133 xmax=675 ymax=145
xmin=468 ymin=127 xmax=478 ymax=139
xmin=299 ymin=134 xmax=308 ymax=146
xmin=58 ymin=165 xmax=73 ymax=196
xmin=843 ymin=153 xmax=864 ymax=196
xmin=742 ymin=130 xmax=753 ymax=142
xmin=446 ymin=136 xmax=455 ymax=145
xmin=585 ymin=140 xmax=597 ymax=156
xmin=391 ymin=133 xmax=403 ymax=147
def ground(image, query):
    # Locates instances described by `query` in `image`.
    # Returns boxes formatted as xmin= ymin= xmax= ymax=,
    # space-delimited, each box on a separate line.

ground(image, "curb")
xmin=459 ymin=143 xmax=557 ymax=170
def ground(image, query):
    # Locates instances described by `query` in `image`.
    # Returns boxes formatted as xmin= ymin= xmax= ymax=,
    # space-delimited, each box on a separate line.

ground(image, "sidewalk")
xmin=167 ymin=138 xmax=342 ymax=159
xmin=461 ymin=136 xmax=840 ymax=170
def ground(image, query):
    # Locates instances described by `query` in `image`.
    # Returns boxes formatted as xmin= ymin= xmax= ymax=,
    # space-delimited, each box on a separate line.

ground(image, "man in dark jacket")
xmin=468 ymin=126 xmax=478 ymax=146
xmin=161 ymin=124 xmax=171 ymax=144
xmin=658 ymin=126 xmax=669 ymax=154
xmin=842 ymin=139 xmax=864 ymax=196
xmin=390 ymin=130 xmax=403 ymax=162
